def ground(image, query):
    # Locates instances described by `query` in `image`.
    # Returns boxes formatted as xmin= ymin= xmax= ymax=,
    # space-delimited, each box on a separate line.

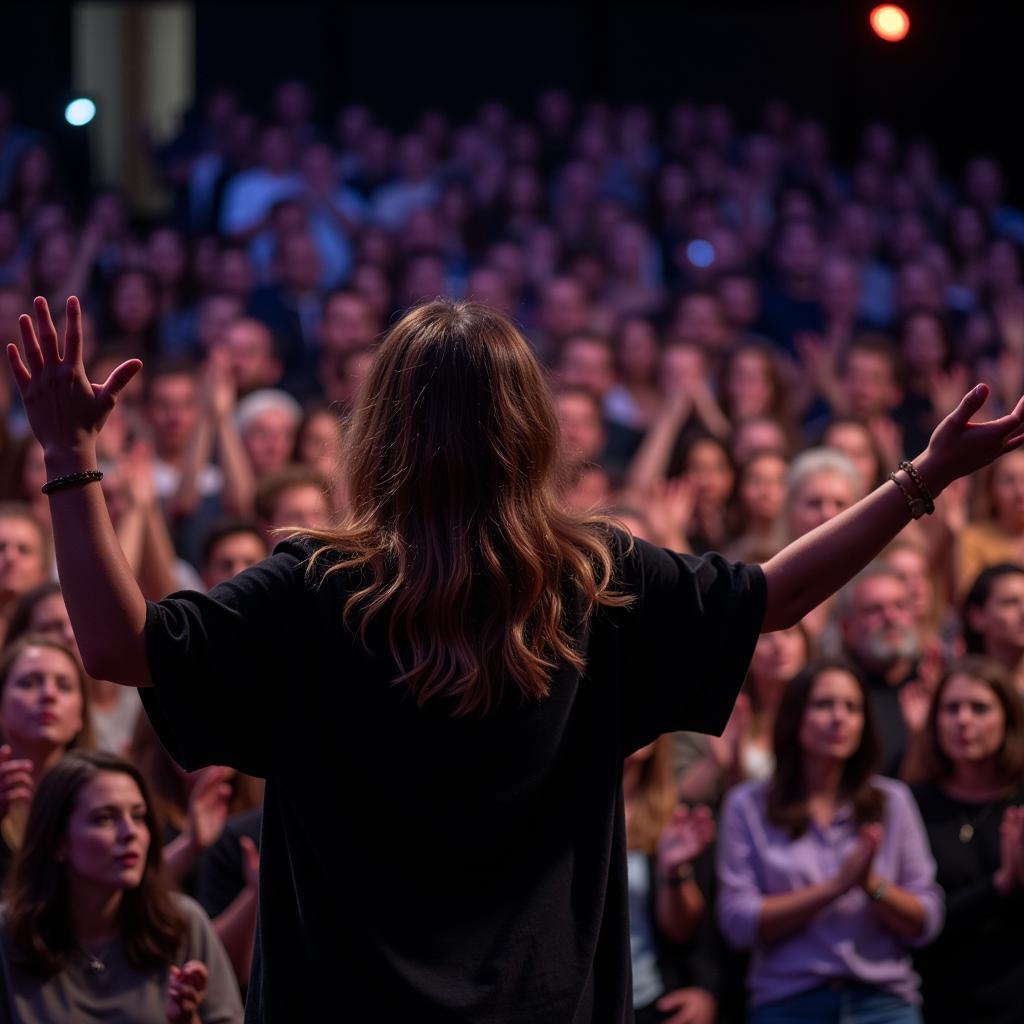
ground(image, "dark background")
xmin=5 ymin=1 xmax=1023 ymax=196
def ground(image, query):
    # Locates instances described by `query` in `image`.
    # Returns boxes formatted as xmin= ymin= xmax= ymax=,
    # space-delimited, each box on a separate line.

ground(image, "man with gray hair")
xmin=835 ymin=559 xmax=930 ymax=776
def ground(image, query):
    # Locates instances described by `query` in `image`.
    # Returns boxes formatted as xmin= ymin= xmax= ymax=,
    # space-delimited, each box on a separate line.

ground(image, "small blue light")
xmin=65 ymin=98 xmax=96 ymax=127
xmin=686 ymin=239 xmax=715 ymax=268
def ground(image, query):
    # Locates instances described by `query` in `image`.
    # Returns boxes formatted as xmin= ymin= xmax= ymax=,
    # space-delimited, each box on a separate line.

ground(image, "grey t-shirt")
xmin=0 ymin=893 xmax=243 ymax=1024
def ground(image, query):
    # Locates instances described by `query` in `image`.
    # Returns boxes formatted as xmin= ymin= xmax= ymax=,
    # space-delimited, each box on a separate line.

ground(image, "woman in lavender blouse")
xmin=717 ymin=660 xmax=943 ymax=1024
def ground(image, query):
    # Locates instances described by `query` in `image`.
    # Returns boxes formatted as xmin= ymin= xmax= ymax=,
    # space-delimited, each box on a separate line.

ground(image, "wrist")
xmin=183 ymin=828 xmax=205 ymax=856
xmin=912 ymin=450 xmax=948 ymax=500
xmin=657 ymin=862 xmax=695 ymax=886
xmin=44 ymin=443 xmax=98 ymax=477
xmin=863 ymin=875 xmax=889 ymax=902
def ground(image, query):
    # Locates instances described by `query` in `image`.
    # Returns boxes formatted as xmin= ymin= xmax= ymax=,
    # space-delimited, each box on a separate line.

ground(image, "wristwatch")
xmin=868 ymin=880 xmax=888 ymax=902
xmin=659 ymin=863 xmax=694 ymax=886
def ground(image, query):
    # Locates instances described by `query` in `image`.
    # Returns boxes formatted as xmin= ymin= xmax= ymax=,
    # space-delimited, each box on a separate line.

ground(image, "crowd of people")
xmin=0 ymin=79 xmax=1022 ymax=1021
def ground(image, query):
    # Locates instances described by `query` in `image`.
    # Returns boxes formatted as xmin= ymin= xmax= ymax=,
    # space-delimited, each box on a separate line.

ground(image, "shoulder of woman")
xmin=722 ymin=777 xmax=769 ymax=815
xmin=871 ymin=775 xmax=918 ymax=814
xmin=169 ymin=892 xmax=216 ymax=944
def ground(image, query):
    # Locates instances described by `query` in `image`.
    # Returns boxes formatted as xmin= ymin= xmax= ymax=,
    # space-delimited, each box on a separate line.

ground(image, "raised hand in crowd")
xmin=174 ymin=346 xmax=255 ymax=520
xmin=898 ymin=676 xmax=937 ymax=741
xmin=0 ymin=744 xmax=33 ymax=818
xmin=657 ymin=804 xmax=716 ymax=873
xmin=654 ymin=803 xmax=715 ymax=946
xmin=866 ymin=414 xmax=904 ymax=473
xmin=643 ymin=475 xmax=696 ymax=553
xmin=188 ymin=765 xmax=235 ymax=851
xmin=164 ymin=765 xmax=235 ymax=886
xmin=994 ymin=805 xmax=1024 ymax=894
xmin=213 ymin=834 xmax=262 ymax=987
xmin=927 ymin=364 xmax=971 ymax=423
xmin=165 ymin=960 xmax=209 ymax=1024
xmin=795 ymin=330 xmax=845 ymax=415
xmin=116 ymin=439 xmax=180 ymax=599
xmin=705 ymin=692 xmax=750 ymax=778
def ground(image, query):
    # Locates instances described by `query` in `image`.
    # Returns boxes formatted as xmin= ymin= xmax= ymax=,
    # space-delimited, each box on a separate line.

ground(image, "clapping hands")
xmin=994 ymin=805 xmax=1024 ymax=894
xmin=165 ymin=960 xmax=208 ymax=1022
xmin=656 ymin=804 xmax=716 ymax=874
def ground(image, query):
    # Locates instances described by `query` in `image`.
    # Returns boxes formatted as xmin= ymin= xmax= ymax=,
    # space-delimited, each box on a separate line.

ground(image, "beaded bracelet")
xmin=889 ymin=470 xmax=928 ymax=519
xmin=898 ymin=460 xmax=935 ymax=514
xmin=41 ymin=469 xmax=104 ymax=495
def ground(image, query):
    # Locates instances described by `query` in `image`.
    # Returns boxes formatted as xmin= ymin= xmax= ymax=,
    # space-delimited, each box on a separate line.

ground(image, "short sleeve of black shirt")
xmin=611 ymin=535 xmax=766 ymax=755
xmin=139 ymin=539 xmax=310 ymax=777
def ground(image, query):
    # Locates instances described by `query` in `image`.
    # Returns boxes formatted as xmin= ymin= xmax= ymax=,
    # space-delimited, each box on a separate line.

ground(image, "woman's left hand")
xmin=656 ymin=804 xmax=715 ymax=872
xmin=655 ymin=986 xmax=716 ymax=1024
xmin=165 ymin=960 xmax=208 ymax=1022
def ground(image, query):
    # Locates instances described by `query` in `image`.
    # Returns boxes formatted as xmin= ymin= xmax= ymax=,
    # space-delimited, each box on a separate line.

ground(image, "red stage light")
xmin=870 ymin=5 xmax=910 ymax=42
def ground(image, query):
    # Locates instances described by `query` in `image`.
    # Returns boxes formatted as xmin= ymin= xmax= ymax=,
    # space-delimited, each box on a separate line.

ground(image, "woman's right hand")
xmin=7 ymin=296 xmax=141 ymax=465
xmin=656 ymin=804 xmax=715 ymax=872
xmin=0 ymin=745 xmax=33 ymax=818
xmin=165 ymin=960 xmax=208 ymax=1023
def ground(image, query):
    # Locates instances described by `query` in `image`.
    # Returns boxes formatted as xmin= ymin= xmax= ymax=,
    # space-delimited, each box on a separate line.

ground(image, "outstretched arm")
xmin=761 ymin=385 xmax=1024 ymax=632
xmin=8 ymin=296 xmax=150 ymax=686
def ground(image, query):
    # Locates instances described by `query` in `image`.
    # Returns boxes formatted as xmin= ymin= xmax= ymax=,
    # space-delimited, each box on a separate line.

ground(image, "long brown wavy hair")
xmin=302 ymin=300 xmax=630 ymax=716
xmin=766 ymin=659 xmax=884 ymax=838
xmin=5 ymin=751 xmax=186 ymax=975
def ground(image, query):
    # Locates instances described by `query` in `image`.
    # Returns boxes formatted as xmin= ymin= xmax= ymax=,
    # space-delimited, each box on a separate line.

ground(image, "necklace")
xmin=79 ymin=938 xmax=115 ymax=976
xmin=84 ymin=950 xmax=107 ymax=975
xmin=957 ymin=801 xmax=997 ymax=844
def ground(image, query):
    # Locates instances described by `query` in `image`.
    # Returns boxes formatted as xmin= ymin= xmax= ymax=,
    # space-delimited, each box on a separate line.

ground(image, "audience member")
xmin=717 ymin=660 xmax=943 ymax=1023
xmin=0 ymin=751 xmax=243 ymax=1022
xmin=0 ymin=635 xmax=92 ymax=881
xmin=911 ymin=657 xmax=1024 ymax=1024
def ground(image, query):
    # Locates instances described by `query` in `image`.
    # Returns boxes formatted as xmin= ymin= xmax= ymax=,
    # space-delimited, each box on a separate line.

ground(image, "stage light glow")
xmin=870 ymin=5 xmax=910 ymax=42
xmin=64 ymin=98 xmax=96 ymax=127
xmin=687 ymin=239 xmax=715 ymax=268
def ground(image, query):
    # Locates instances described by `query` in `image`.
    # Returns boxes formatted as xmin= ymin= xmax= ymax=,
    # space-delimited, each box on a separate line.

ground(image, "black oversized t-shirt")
xmin=140 ymin=535 xmax=765 ymax=1023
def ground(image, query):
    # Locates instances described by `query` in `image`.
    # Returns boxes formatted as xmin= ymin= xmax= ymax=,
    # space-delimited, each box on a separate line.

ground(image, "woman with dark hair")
xmin=961 ymin=563 xmax=1024 ymax=692
xmin=671 ymin=432 xmax=736 ymax=554
xmin=0 ymin=750 xmax=243 ymax=1022
xmin=718 ymin=341 xmax=795 ymax=439
xmin=0 ymin=633 xmax=93 ymax=884
xmin=717 ymin=660 xmax=943 ymax=1023
xmin=725 ymin=449 xmax=789 ymax=562
xmin=8 ymin=294 xmax=1024 ymax=1022
xmin=910 ymin=657 xmax=1024 ymax=1023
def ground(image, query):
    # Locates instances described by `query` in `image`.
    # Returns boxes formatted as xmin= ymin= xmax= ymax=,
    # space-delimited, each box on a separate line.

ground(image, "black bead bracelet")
xmin=41 ymin=469 xmax=104 ymax=495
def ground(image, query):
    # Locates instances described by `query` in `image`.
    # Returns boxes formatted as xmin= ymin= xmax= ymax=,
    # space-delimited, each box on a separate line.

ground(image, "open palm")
xmin=7 ymin=296 xmax=141 ymax=456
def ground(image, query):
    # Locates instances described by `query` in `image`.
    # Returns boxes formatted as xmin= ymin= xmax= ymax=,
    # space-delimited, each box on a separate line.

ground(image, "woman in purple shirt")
xmin=717 ymin=660 xmax=943 ymax=1024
